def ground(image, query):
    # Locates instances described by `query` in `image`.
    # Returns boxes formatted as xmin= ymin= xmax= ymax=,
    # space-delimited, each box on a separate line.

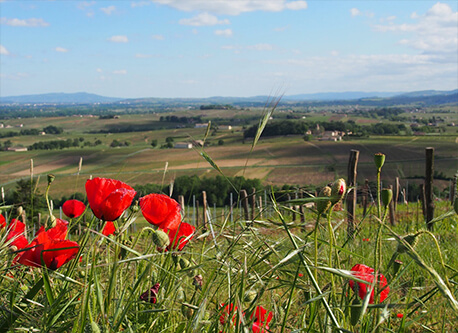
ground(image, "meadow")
xmin=0 ymin=105 xmax=457 ymax=332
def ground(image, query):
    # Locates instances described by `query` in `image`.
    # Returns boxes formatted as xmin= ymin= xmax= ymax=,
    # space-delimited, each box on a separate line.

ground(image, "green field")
xmin=1 ymin=109 xmax=457 ymax=200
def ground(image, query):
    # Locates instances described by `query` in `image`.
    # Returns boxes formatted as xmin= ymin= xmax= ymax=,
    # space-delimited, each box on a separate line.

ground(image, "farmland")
xmin=0 ymin=105 xmax=457 ymax=202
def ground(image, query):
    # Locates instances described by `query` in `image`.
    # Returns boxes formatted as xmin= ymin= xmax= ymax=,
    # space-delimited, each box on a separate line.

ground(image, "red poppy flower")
xmin=251 ymin=306 xmax=273 ymax=333
xmin=6 ymin=219 xmax=28 ymax=250
xmin=139 ymin=283 xmax=160 ymax=303
xmin=102 ymin=221 xmax=116 ymax=236
xmin=0 ymin=214 xmax=6 ymax=229
xmin=165 ymin=222 xmax=196 ymax=251
xmin=85 ymin=177 xmax=136 ymax=221
xmin=349 ymin=264 xmax=389 ymax=304
xmin=219 ymin=303 xmax=242 ymax=326
xmin=139 ymin=193 xmax=181 ymax=230
xmin=18 ymin=219 xmax=79 ymax=270
xmin=397 ymin=313 xmax=404 ymax=318
xmin=62 ymin=199 xmax=86 ymax=219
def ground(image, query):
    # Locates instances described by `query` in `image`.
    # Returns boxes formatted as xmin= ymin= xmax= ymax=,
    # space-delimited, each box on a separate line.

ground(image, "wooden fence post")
xmin=202 ymin=191 xmax=208 ymax=232
xmin=196 ymin=200 xmax=200 ymax=230
xmin=346 ymin=149 xmax=359 ymax=239
xmin=451 ymin=173 xmax=457 ymax=205
xmin=250 ymin=188 xmax=256 ymax=221
xmin=258 ymin=196 xmax=263 ymax=219
xmin=362 ymin=179 xmax=369 ymax=216
xmin=178 ymin=195 xmax=185 ymax=217
xmin=425 ymin=147 xmax=435 ymax=231
xmin=240 ymin=189 xmax=249 ymax=221
xmin=388 ymin=185 xmax=396 ymax=226
xmin=394 ymin=177 xmax=400 ymax=211
xmin=419 ymin=184 xmax=426 ymax=219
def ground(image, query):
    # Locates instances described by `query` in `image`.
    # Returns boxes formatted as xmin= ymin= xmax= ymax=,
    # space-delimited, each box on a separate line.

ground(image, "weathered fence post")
xmin=394 ymin=177 xmax=400 ymax=211
xmin=419 ymin=183 xmax=426 ymax=219
xmin=362 ymin=179 xmax=369 ymax=216
xmin=196 ymin=200 xmax=200 ymax=230
xmin=451 ymin=174 xmax=457 ymax=205
xmin=240 ymin=189 xmax=249 ymax=221
xmin=250 ymin=188 xmax=256 ymax=221
xmin=425 ymin=147 xmax=435 ymax=231
xmin=178 ymin=195 xmax=185 ymax=217
xmin=258 ymin=196 xmax=263 ymax=219
xmin=202 ymin=191 xmax=208 ymax=232
xmin=388 ymin=185 xmax=396 ymax=226
xmin=346 ymin=149 xmax=359 ymax=239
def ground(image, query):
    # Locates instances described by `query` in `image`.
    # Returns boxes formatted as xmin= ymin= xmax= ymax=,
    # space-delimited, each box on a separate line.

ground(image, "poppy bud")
xmin=396 ymin=232 xmax=421 ymax=253
xmin=179 ymin=257 xmax=190 ymax=269
xmin=181 ymin=304 xmax=194 ymax=319
xmin=330 ymin=178 xmax=346 ymax=205
xmin=393 ymin=259 xmax=403 ymax=276
xmin=374 ymin=153 xmax=385 ymax=170
xmin=49 ymin=215 xmax=57 ymax=227
xmin=152 ymin=229 xmax=170 ymax=249
xmin=243 ymin=289 xmax=257 ymax=303
xmin=47 ymin=174 xmax=55 ymax=184
xmin=193 ymin=274 xmax=203 ymax=290
xmin=381 ymin=188 xmax=393 ymax=207
xmin=350 ymin=297 xmax=362 ymax=326
xmin=176 ymin=287 xmax=186 ymax=302
xmin=17 ymin=206 xmax=23 ymax=216
xmin=316 ymin=186 xmax=332 ymax=214
xmin=91 ymin=322 xmax=101 ymax=333
xmin=130 ymin=201 xmax=139 ymax=213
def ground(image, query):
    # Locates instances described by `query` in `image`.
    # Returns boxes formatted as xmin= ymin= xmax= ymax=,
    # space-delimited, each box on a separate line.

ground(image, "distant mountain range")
xmin=0 ymin=92 xmax=122 ymax=104
xmin=1 ymin=89 xmax=457 ymax=106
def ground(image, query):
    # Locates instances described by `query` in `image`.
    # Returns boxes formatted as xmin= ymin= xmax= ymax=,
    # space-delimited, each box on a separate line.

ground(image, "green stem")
xmin=314 ymin=213 xmax=320 ymax=280
xmin=376 ymin=168 xmax=381 ymax=219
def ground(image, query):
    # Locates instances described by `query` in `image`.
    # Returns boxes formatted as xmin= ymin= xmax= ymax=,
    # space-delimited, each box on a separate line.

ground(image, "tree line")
xmin=243 ymin=119 xmax=409 ymax=138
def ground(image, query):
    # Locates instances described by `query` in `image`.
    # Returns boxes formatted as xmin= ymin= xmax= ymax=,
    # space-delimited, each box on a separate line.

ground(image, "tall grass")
xmin=1 ymin=108 xmax=457 ymax=332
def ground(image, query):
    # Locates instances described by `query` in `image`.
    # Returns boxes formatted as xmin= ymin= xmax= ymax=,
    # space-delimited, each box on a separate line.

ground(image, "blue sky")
xmin=1 ymin=0 xmax=457 ymax=98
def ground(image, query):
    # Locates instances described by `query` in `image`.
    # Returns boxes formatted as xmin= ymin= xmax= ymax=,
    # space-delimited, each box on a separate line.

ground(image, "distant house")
xmin=7 ymin=147 xmax=28 ymax=152
xmin=174 ymin=142 xmax=193 ymax=149
xmin=219 ymin=125 xmax=232 ymax=130
xmin=195 ymin=123 xmax=209 ymax=128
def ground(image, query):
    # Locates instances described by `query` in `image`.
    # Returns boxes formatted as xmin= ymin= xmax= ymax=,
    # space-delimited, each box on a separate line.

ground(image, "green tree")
xmin=11 ymin=178 xmax=47 ymax=219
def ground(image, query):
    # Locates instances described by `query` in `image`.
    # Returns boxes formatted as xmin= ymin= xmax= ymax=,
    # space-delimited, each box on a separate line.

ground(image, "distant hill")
xmin=282 ymin=91 xmax=401 ymax=101
xmin=0 ymin=92 xmax=122 ymax=104
xmin=1 ymin=89 xmax=456 ymax=107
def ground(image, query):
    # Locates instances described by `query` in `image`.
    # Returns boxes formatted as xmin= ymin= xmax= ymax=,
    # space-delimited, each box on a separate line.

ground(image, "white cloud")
xmin=131 ymin=1 xmax=150 ymax=8
xmin=247 ymin=43 xmax=274 ymax=51
xmin=374 ymin=2 xmax=458 ymax=54
xmin=101 ymin=6 xmax=116 ymax=15
xmin=285 ymin=1 xmax=307 ymax=10
xmin=113 ymin=69 xmax=127 ymax=75
xmin=96 ymin=68 xmax=103 ymax=73
xmin=55 ymin=47 xmax=68 ymax=53
xmin=153 ymin=0 xmax=308 ymax=15
xmin=350 ymin=8 xmax=373 ymax=18
xmin=264 ymin=52 xmax=456 ymax=92
xmin=77 ymin=2 xmax=95 ymax=10
xmin=0 ymin=44 xmax=10 ymax=55
xmin=1 ymin=17 xmax=50 ymax=27
xmin=350 ymin=8 xmax=361 ymax=17
xmin=179 ymin=13 xmax=230 ymax=26
xmin=151 ymin=34 xmax=164 ymax=40
xmin=108 ymin=35 xmax=129 ymax=43
xmin=214 ymin=29 xmax=233 ymax=37
xmin=221 ymin=43 xmax=274 ymax=52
